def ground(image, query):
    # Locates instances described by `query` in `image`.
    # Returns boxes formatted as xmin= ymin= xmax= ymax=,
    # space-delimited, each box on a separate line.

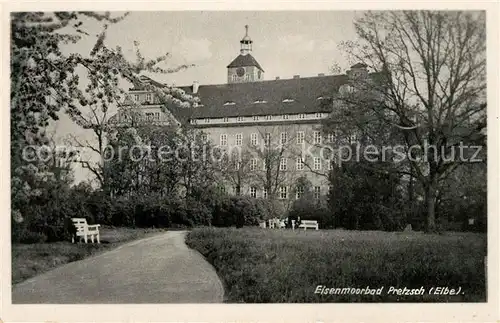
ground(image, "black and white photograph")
xmin=1 ymin=2 xmax=498 ymax=322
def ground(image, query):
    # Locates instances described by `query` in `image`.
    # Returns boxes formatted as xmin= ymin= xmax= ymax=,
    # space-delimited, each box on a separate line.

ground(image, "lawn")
xmin=12 ymin=226 xmax=167 ymax=284
xmin=186 ymin=227 xmax=487 ymax=303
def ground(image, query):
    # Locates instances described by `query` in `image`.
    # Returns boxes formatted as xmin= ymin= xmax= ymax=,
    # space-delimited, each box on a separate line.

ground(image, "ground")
xmin=12 ymin=231 xmax=224 ymax=303
xmin=12 ymin=226 xmax=167 ymax=284
xmin=186 ymin=227 xmax=487 ymax=303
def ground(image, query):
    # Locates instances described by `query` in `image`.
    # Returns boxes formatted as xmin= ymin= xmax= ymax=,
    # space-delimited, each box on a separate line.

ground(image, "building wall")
xmin=195 ymin=121 xmax=332 ymax=200
xmin=227 ymin=66 xmax=263 ymax=83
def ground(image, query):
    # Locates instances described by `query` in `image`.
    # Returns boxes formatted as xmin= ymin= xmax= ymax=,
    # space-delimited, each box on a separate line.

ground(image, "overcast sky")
xmin=53 ymin=11 xmax=362 ymax=183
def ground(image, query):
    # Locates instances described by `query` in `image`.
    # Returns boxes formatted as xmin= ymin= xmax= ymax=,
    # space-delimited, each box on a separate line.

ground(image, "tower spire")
xmin=240 ymin=25 xmax=252 ymax=55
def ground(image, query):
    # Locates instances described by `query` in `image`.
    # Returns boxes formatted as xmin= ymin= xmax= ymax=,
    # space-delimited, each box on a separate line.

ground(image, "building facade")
xmin=121 ymin=26 xmax=369 ymax=204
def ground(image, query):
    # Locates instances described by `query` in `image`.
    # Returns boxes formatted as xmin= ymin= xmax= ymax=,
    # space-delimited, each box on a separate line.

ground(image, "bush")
xmin=288 ymin=198 xmax=332 ymax=229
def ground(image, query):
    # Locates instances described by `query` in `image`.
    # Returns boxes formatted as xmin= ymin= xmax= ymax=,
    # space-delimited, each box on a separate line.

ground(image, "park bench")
xmin=298 ymin=220 xmax=319 ymax=231
xmin=71 ymin=218 xmax=101 ymax=243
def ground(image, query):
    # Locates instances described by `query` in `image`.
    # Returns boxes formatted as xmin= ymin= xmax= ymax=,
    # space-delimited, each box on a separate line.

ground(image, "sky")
xmin=52 ymin=11 xmax=362 ymax=184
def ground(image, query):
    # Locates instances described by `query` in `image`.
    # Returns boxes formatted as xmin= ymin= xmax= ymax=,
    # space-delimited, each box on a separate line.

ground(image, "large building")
xmin=120 ymin=26 xmax=368 ymax=204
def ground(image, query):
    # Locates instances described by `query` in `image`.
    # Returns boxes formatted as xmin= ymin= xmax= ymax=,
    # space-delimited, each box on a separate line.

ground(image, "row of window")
xmin=243 ymin=186 xmax=325 ymax=200
xmin=191 ymin=113 xmax=324 ymax=124
xmin=216 ymin=131 xmax=335 ymax=146
xmin=133 ymin=94 xmax=153 ymax=102
xmin=233 ymin=157 xmax=333 ymax=171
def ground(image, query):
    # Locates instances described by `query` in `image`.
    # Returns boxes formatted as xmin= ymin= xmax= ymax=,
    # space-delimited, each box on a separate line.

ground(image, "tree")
xmin=331 ymin=11 xmax=486 ymax=232
xmin=10 ymin=12 xmax=129 ymax=225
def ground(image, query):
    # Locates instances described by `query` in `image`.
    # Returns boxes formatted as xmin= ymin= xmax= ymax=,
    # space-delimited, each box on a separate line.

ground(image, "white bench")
xmin=71 ymin=218 xmax=101 ymax=243
xmin=298 ymin=220 xmax=319 ymax=231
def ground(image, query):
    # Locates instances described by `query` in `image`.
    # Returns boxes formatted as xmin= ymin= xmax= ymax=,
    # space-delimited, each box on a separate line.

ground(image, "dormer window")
xmin=253 ymin=100 xmax=267 ymax=104
xmin=224 ymin=101 xmax=236 ymax=106
xmin=282 ymin=99 xmax=294 ymax=103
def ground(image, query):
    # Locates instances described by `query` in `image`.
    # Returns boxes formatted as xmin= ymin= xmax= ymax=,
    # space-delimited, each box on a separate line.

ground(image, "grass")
xmin=12 ymin=226 xmax=167 ymax=285
xmin=186 ymin=227 xmax=487 ymax=303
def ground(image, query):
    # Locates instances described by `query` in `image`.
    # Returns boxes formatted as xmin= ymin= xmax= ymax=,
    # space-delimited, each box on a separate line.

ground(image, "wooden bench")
xmin=71 ymin=218 xmax=101 ymax=243
xmin=298 ymin=220 xmax=319 ymax=231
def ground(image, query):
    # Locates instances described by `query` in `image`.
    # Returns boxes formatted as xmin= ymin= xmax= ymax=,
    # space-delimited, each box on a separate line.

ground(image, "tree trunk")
xmin=425 ymin=178 xmax=438 ymax=233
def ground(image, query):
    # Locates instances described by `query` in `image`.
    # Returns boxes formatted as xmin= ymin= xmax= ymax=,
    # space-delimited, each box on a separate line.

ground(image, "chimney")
xmin=275 ymin=76 xmax=280 ymax=80
xmin=318 ymin=73 xmax=325 ymax=77
xmin=193 ymin=81 xmax=199 ymax=94
xmin=293 ymin=75 xmax=300 ymax=79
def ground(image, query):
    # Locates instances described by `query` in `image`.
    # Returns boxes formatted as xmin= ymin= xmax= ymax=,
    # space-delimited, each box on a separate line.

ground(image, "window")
xmin=190 ymin=119 xmax=197 ymax=124
xmin=223 ymin=117 xmax=229 ymax=122
xmin=296 ymin=131 xmax=305 ymax=144
xmin=146 ymin=93 xmax=152 ymax=102
xmin=250 ymin=186 xmax=257 ymax=198
xmin=251 ymin=133 xmax=258 ymax=146
xmin=282 ymin=115 xmax=289 ymax=120
xmin=220 ymin=134 xmax=227 ymax=146
xmin=237 ymin=116 xmax=244 ymax=122
xmin=134 ymin=94 xmax=139 ymax=102
xmin=298 ymin=113 xmax=306 ymax=119
xmin=154 ymin=112 xmax=160 ymax=120
xmin=296 ymin=186 xmax=304 ymax=199
xmin=250 ymin=159 xmax=257 ymax=171
xmin=253 ymin=116 xmax=259 ymax=121
xmin=235 ymin=160 xmax=241 ymax=170
xmin=263 ymin=188 xmax=268 ymax=199
xmin=245 ymin=74 xmax=250 ymax=81
xmin=314 ymin=131 xmax=322 ymax=144
xmin=266 ymin=115 xmax=272 ymax=120
xmin=315 ymin=113 xmax=322 ymax=118
xmin=314 ymin=186 xmax=321 ymax=200
xmin=220 ymin=186 xmax=226 ymax=193
xmin=296 ymin=157 xmax=304 ymax=170
xmin=265 ymin=133 xmax=271 ymax=146
xmin=314 ymin=157 xmax=321 ymax=170
xmin=279 ymin=186 xmax=288 ymax=199
xmin=201 ymin=133 xmax=208 ymax=142
xmin=280 ymin=132 xmax=287 ymax=145
xmin=232 ymin=75 xmax=237 ymax=81
xmin=328 ymin=132 xmax=335 ymax=143
xmin=144 ymin=112 xmax=151 ymax=120
xmin=236 ymin=133 xmax=242 ymax=146
xmin=205 ymin=118 xmax=210 ymax=124
xmin=263 ymin=160 xmax=267 ymax=171
xmin=280 ymin=158 xmax=287 ymax=171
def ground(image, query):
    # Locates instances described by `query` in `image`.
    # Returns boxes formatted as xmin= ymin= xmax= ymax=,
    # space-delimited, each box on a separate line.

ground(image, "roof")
xmin=226 ymin=54 xmax=264 ymax=72
xmin=173 ymin=74 xmax=351 ymax=119
xmin=126 ymin=71 xmax=383 ymax=122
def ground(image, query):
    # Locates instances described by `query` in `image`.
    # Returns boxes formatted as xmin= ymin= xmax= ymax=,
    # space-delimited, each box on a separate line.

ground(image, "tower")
xmin=227 ymin=25 xmax=264 ymax=84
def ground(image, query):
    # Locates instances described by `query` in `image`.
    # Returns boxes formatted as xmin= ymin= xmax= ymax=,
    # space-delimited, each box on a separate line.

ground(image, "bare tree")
xmin=329 ymin=11 xmax=486 ymax=232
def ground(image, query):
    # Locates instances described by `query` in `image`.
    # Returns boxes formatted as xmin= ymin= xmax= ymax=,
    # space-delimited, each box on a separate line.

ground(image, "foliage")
xmin=329 ymin=159 xmax=406 ymax=231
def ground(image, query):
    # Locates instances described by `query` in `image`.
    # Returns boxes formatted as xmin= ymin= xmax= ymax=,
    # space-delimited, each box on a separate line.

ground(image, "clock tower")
xmin=227 ymin=25 xmax=265 ymax=84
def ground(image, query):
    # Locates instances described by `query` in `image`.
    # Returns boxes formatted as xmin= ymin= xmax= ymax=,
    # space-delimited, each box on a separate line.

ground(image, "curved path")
xmin=12 ymin=231 xmax=224 ymax=303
